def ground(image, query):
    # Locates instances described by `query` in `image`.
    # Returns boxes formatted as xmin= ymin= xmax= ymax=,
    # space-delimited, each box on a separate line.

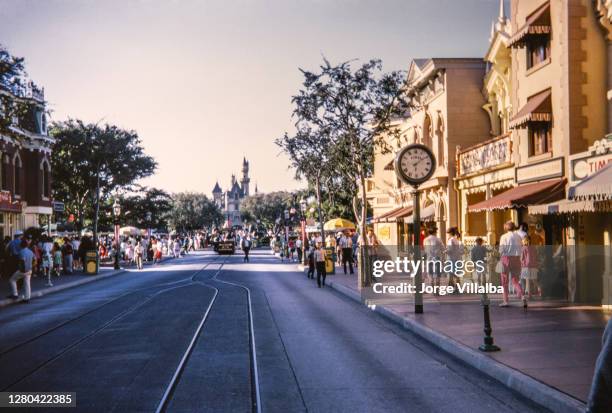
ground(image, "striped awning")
xmin=528 ymin=199 xmax=606 ymax=215
xmin=373 ymin=206 xmax=413 ymax=223
xmin=509 ymin=89 xmax=552 ymax=129
xmin=568 ymin=163 xmax=612 ymax=201
xmin=468 ymin=178 xmax=565 ymax=212
xmin=508 ymin=2 xmax=551 ymax=47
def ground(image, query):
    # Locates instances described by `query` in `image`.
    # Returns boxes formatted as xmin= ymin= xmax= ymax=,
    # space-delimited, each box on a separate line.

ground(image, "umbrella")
xmin=324 ymin=218 xmax=356 ymax=232
xmin=119 ymin=226 xmax=139 ymax=236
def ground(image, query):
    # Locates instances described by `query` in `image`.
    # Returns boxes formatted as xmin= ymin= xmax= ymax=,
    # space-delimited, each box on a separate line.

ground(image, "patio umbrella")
xmin=323 ymin=218 xmax=356 ymax=232
xmin=119 ymin=226 xmax=139 ymax=236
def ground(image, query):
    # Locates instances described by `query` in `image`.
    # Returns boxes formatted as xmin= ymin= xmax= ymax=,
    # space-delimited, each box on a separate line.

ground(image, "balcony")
xmin=457 ymin=133 xmax=513 ymax=176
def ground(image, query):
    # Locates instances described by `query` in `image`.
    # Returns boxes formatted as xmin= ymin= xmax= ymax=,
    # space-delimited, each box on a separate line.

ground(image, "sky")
xmin=0 ymin=0 xmax=502 ymax=196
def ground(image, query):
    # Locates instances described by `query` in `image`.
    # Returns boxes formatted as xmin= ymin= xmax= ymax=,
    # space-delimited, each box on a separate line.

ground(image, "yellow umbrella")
xmin=324 ymin=218 xmax=356 ymax=231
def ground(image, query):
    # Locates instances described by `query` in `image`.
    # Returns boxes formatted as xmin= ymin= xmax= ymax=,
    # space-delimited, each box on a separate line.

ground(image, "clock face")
xmin=394 ymin=144 xmax=436 ymax=186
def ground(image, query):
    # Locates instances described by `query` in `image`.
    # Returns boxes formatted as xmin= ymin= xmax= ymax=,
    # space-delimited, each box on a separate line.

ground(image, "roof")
xmin=373 ymin=206 xmax=413 ymax=223
xmin=509 ymin=89 xmax=551 ymax=129
xmin=528 ymin=199 xmax=612 ymax=215
xmin=404 ymin=204 xmax=436 ymax=223
xmin=468 ymin=178 xmax=565 ymax=212
xmin=568 ymin=163 xmax=612 ymax=201
xmin=212 ymin=182 xmax=222 ymax=193
xmin=508 ymin=1 xmax=551 ymax=47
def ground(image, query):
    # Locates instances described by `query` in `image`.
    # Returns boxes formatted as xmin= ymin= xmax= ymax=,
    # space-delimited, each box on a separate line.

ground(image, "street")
xmin=0 ymin=249 xmax=547 ymax=413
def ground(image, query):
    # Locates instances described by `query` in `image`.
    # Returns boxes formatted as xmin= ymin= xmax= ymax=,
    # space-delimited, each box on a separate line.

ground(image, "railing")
xmin=457 ymin=133 xmax=512 ymax=176
xmin=0 ymin=78 xmax=44 ymax=101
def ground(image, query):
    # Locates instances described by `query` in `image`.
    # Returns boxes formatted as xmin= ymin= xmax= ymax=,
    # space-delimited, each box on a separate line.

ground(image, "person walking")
xmin=499 ymin=221 xmax=526 ymax=307
xmin=41 ymin=236 xmax=53 ymax=286
xmin=314 ymin=242 xmax=327 ymax=288
xmin=173 ymin=238 xmax=181 ymax=258
xmin=61 ymin=238 xmax=73 ymax=275
xmin=471 ymin=237 xmax=487 ymax=285
xmin=446 ymin=227 xmax=463 ymax=291
xmin=295 ymin=237 xmax=303 ymax=263
xmin=520 ymin=235 xmax=540 ymax=302
xmin=134 ymin=241 xmax=144 ymax=270
xmin=339 ymin=232 xmax=354 ymax=275
xmin=307 ymin=245 xmax=315 ymax=279
xmin=241 ymin=235 xmax=252 ymax=262
xmin=423 ymin=227 xmax=444 ymax=290
xmin=7 ymin=239 xmax=36 ymax=303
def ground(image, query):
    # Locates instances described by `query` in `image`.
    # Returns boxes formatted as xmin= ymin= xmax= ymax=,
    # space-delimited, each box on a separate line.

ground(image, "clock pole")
xmin=412 ymin=187 xmax=423 ymax=314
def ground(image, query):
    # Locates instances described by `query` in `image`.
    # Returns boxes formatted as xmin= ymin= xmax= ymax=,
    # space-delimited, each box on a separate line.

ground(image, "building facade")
xmin=0 ymin=77 xmax=53 ymax=239
xmin=212 ymin=157 xmax=252 ymax=227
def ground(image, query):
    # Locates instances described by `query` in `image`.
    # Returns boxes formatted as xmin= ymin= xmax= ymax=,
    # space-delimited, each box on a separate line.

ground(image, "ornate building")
xmin=0 ymin=70 xmax=53 ymax=238
xmin=212 ymin=157 xmax=253 ymax=227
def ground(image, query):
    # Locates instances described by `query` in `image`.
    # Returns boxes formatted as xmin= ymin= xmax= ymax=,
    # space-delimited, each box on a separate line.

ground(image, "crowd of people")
xmin=0 ymin=230 xmax=210 ymax=302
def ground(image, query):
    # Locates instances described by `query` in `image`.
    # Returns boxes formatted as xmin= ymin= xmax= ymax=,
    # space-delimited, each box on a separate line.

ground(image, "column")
xmin=485 ymin=185 xmax=496 ymax=245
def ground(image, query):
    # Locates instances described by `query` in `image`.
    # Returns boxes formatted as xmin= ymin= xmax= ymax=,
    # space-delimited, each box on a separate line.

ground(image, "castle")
xmin=212 ymin=157 xmax=256 ymax=227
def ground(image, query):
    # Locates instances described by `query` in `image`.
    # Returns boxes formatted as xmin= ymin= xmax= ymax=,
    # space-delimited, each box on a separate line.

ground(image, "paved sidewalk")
xmin=323 ymin=267 xmax=608 ymax=412
xmin=0 ymin=257 xmax=174 ymax=308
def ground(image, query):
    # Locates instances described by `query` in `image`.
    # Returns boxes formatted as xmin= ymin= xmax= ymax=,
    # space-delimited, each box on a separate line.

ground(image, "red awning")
xmin=373 ymin=206 xmax=413 ymax=223
xmin=508 ymin=1 xmax=551 ymax=47
xmin=468 ymin=178 xmax=566 ymax=212
xmin=509 ymin=89 xmax=552 ymax=129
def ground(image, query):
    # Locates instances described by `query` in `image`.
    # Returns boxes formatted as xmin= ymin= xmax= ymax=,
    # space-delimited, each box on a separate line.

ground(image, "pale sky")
xmin=0 ymin=0 xmax=501 ymax=196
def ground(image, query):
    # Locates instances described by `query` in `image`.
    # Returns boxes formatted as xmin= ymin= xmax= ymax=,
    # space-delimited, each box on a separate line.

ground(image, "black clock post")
xmin=394 ymin=144 xmax=436 ymax=315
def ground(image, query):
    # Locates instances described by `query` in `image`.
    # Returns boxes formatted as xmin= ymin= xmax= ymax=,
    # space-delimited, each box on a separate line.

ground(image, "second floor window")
xmin=1 ymin=159 xmax=8 ymax=191
xmin=43 ymin=166 xmax=50 ymax=198
xmin=527 ymin=36 xmax=550 ymax=69
xmin=529 ymin=123 xmax=552 ymax=157
xmin=14 ymin=161 xmax=21 ymax=196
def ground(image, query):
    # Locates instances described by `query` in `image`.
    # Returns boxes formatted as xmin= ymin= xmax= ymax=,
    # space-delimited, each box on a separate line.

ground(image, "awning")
xmin=405 ymin=204 xmax=436 ymax=223
xmin=508 ymin=2 xmax=551 ymax=47
xmin=468 ymin=178 xmax=566 ymax=212
xmin=568 ymin=163 xmax=612 ymax=201
xmin=509 ymin=89 xmax=552 ymax=129
xmin=528 ymin=199 xmax=598 ymax=215
xmin=373 ymin=205 xmax=413 ymax=223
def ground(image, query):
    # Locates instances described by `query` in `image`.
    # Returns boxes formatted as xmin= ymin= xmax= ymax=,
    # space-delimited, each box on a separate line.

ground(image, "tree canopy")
xmin=167 ymin=192 xmax=223 ymax=231
xmin=50 ymin=119 xmax=157 ymax=229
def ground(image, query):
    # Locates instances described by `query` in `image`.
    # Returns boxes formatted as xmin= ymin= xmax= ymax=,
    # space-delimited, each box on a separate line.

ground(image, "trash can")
xmin=84 ymin=250 xmax=99 ymax=275
xmin=324 ymin=247 xmax=336 ymax=275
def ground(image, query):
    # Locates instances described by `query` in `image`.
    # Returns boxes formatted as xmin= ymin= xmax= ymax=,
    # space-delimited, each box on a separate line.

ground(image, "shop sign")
xmin=458 ymin=134 xmax=512 ymax=176
xmin=0 ymin=190 xmax=22 ymax=213
xmin=52 ymin=201 xmax=65 ymax=213
xmin=515 ymin=157 xmax=564 ymax=184
xmin=569 ymin=136 xmax=612 ymax=183
xmin=377 ymin=225 xmax=391 ymax=241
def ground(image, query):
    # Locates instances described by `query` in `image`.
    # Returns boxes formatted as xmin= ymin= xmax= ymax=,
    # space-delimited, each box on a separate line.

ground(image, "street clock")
xmin=394 ymin=143 xmax=436 ymax=187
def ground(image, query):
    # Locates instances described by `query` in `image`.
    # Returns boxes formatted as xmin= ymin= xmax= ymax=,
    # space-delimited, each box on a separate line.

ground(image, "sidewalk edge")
xmin=328 ymin=280 xmax=586 ymax=413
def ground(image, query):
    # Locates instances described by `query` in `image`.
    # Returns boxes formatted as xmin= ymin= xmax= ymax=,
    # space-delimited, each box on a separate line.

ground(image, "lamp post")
xmin=112 ymin=199 xmax=121 ymax=270
xmin=145 ymin=211 xmax=152 ymax=239
xmin=300 ymin=197 xmax=307 ymax=265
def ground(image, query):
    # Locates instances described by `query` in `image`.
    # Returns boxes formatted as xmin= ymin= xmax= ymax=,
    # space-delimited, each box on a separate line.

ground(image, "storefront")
xmin=0 ymin=191 xmax=23 ymax=239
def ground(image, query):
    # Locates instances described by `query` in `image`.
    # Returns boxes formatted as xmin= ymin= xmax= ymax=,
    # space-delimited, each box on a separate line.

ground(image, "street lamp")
xmin=299 ymin=197 xmax=307 ymax=265
xmin=112 ymin=199 xmax=121 ymax=270
xmin=145 ymin=211 xmax=152 ymax=239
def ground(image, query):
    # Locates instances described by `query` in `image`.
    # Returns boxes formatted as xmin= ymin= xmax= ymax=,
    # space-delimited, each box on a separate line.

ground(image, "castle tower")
xmin=212 ymin=181 xmax=223 ymax=208
xmin=241 ymin=157 xmax=250 ymax=196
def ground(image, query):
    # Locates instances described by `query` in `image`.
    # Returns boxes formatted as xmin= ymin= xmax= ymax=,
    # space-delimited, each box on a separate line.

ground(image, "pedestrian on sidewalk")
xmin=424 ymin=227 xmax=444 ymax=291
xmin=52 ymin=242 xmax=62 ymax=276
xmin=314 ymin=242 xmax=327 ymax=288
xmin=5 ymin=231 xmax=24 ymax=277
xmin=61 ymin=238 xmax=73 ymax=275
xmin=339 ymin=232 xmax=354 ymax=275
xmin=587 ymin=317 xmax=612 ymax=413
xmin=446 ymin=227 xmax=463 ymax=292
xmin=7 ymin=239 xmax=36 ymax=303
xmin=42 ymin=236 xmax=53 ymax=286
xmin=498 ymin=221 xmax=525 ymax=307
xmin=307 ymin=245 xmax=315 ymax=279
xmin=520 ymin=235 xmax=540 ymax=302
xmin=134 ymin=241 xmax=144 ymax=270
xmin=241 ymin=235 xmax=252 ymax=263
xmin=470 ymin=237 xmax=487 ymax=285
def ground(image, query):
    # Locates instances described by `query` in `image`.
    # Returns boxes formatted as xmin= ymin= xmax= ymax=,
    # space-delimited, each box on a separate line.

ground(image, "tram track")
xmin=155 ymin=255 xmax=262 ymax=413
xmin=0 ymin=254 xmax=224 ymax=392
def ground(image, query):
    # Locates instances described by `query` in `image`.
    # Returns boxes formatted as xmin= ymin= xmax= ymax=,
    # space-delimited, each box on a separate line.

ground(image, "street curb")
xmin=328 ymin=280 xmax=586 ymax=413
xmin=0 ymin=256 xmax=175 ymax=309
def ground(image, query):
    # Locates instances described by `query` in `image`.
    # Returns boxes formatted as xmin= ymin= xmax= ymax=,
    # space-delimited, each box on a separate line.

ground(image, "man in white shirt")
xmin=339 ymin=233 xmax=354 ymax=275
xmin=498 ymin=221 xmax=525 ymax=307
xmin=423 ymin=228 xmax=444 ymax=291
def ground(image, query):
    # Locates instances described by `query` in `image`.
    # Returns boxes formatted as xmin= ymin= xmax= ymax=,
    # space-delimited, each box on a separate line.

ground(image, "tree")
xmin=281 ymin=58 xmax=409 ymax=286
xmin=168 ymin=192 xmax=223 ymax=231
xmin=50 ymin=120 xmax=157 ymax=233
xmin=240 ymin=191 xmax=296 ymax=227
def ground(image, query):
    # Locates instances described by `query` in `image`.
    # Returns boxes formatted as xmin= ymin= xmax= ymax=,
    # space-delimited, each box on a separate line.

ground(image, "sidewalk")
xmin=324 ymin=267 xmax=608 ymax=413
xmin=0 ymin=257 xmax=173 ymax=308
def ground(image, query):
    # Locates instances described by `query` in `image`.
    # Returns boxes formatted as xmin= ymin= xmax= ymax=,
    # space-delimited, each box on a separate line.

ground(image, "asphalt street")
xmin=0 ymin=249 xmax=548 ymax=413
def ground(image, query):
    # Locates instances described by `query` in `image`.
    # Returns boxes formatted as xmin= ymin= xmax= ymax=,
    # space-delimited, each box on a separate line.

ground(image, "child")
xmin=52 ymin=242 xmax=62 ymax=277
xmin=470 ymin=237 xmax=487 ymax=284
xmin=521 ymin=236 xmax=541 ymax=302
xmin=307 ymin=246 xmax=315 ymax=279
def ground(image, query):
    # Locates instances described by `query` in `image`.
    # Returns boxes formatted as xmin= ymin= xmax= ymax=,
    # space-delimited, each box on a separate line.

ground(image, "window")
xmin=526 ymin=36 xmax=550 ymax=69
xmin=42 ymin=165 xmax=50 ymax=198
xmin=14 ymin=159 xmax=21 ymax=196
xmin=1 ymin=157 xmax=7 ymax=191
xmin=529 ymin=123 xmax=552 ymax=156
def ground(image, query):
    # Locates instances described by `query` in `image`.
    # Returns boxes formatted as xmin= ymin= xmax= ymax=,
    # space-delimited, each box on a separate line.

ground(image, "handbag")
xmin=495 ymin=260 xmax=503 ymax=274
